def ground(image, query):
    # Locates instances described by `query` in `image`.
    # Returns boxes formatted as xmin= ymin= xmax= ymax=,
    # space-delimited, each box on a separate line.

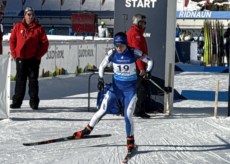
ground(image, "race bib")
xmin=113 ymin=63 xmax=136 ymax=81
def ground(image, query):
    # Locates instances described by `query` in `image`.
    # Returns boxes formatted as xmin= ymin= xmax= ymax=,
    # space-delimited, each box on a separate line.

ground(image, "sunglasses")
xmin=114 ymin=44 xmax=125 ymax=48
xmin=0 ymin=12 xmax=4 ymax=15
xmin=27 ymin=13 xmax=34 ymax=16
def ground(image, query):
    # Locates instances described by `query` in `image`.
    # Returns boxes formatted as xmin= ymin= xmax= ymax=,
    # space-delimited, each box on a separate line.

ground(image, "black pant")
xmin=134 ymin=69 xmax=149 ymax=115
xmin=12 ymin=57 xmax=41 ymax=107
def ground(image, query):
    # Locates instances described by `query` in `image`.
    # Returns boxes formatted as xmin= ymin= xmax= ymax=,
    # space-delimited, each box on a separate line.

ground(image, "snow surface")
xmin=0 ymin=72 xmax=230 ymax=164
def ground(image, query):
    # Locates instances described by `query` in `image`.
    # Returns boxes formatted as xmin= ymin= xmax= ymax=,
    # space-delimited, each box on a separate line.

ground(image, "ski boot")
xmin=127 ymin=136 xmax=135 ymax=152
xmin=73 ymin=125 xmax=93 ymax=139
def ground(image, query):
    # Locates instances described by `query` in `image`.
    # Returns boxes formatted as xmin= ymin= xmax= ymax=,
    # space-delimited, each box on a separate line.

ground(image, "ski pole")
xmin=149 ymin=79 xmax=166 ymax=94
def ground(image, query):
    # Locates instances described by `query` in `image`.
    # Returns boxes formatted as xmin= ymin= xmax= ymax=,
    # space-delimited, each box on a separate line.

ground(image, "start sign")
xmin=125 ymin=0 xmax=157 ymax=8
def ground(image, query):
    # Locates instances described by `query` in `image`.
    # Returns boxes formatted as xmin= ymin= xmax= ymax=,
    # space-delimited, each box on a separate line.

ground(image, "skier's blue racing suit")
xmin=89 ymin=47 xmax=153 ymax=136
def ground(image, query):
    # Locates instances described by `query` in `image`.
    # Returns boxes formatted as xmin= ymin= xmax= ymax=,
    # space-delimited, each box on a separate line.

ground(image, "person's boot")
xmin=10 ymin=104 xmax=21 ymax=109
xmin=127 ymin=136 xmax=135 ymax=152
xmin=133 ymin=112 xmax=150 ymax=118
xmin=73 ymin=125 xmax=93 ymax=139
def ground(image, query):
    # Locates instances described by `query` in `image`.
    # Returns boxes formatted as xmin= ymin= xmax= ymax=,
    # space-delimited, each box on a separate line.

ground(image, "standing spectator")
xmin=198 ymin=30 xmax=204 ymax=59
xmin=98 ymin=21 xmax=109 ymax=38
xmin=49 ymin=26 xmax=56 ymax=35
xmin=180 ymin=30 xmax=186 ymax=41
xmin=9 ymin=7 xmax=49 ymax=109
xmin=175 ymin=23 xmax=181 ymax=38
xmin=126 ymin=14 xmax=151 ymax=118
xmin=0 ymin=4 xmax=4 ymax=55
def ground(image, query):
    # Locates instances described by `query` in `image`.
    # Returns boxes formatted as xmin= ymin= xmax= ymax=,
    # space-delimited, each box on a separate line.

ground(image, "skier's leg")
xmin=123 ymin=89 xmax=137 ymax=152
xmin=89 ymin=89 xmax=120 ymax=127
xmin=73 ymin=87 xmax=122 ymax=138
xmin=124 ymin=91 xmax=137 ymax=137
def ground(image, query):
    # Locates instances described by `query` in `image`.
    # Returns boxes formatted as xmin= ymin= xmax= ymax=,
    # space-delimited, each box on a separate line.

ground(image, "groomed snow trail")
xmin=0 ymin=73 xmax=229 ymax=164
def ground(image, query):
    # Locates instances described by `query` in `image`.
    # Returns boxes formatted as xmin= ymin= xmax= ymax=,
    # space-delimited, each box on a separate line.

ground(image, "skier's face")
xmin=115 ymin=44 xmax=127 ymax=53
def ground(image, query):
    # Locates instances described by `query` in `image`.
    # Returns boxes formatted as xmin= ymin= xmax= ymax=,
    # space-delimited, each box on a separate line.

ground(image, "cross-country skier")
xmin=73 ymin=32 xmax=154 ymax=153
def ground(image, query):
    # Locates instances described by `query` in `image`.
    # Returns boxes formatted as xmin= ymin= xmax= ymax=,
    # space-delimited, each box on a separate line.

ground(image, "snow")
xmin=0 ymin=72 xmax=230 ymax=164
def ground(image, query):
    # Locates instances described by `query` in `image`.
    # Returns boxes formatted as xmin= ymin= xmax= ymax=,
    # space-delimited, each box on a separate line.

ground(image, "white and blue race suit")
xmin=89 ymin=47 xmax=153 ymax=137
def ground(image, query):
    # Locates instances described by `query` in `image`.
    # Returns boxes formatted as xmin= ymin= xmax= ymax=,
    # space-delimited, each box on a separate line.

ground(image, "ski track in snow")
xmin=0 ymin=73 xmax=230 ymax=164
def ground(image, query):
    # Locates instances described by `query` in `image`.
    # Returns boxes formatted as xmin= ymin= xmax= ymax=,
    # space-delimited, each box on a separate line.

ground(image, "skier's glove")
xmin=143 ymin=72 xmax=151 ymax=80
xmin=97 ymin=78 xmax=104 ymax=91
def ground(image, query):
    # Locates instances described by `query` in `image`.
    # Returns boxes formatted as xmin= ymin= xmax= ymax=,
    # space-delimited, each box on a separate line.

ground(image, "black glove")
xmin=97 ymin=78 xmax=104 ymax=91
xmin=143 ymin=72 xmax=151 ymax=80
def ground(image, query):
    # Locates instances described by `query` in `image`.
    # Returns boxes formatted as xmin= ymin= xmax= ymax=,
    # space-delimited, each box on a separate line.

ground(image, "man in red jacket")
xmin=9 ymin=7 xmax=49 ymax=110
xmin=127 ymin=14 xmax=150 ymax=118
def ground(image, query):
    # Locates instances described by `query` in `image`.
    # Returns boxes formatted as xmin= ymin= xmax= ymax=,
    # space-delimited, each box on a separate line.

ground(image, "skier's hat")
xmin=114 ymin=32 xmax=127 ymax=45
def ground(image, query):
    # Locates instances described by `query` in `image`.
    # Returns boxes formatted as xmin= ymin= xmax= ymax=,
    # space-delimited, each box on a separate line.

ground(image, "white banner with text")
xmin=3 ymin=41 xmax=113 ymax=79
xmin=0 ymin=54 xmax=11 ymax=119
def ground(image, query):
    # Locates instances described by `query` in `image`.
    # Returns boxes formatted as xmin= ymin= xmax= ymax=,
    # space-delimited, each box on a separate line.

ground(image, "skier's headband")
xmin=24 ymin=7 xmax=35 ymax=16
xmin=114 ymin=35 xmax=127 ymax=45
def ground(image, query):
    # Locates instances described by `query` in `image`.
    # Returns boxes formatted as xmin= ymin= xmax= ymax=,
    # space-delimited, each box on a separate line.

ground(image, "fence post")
xmin=166 ymin=63 xmax=172 ymax=115
xmin=214 ymin=80 xmax=219 ymax=117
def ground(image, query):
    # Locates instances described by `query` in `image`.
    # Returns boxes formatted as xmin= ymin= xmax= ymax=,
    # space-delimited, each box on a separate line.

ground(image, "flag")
xmin=2 ymin=0 xmax=7 ymax=6
xmin=21 ymin=0 xmax=26 ymax=5
xmin=101 ymin=0 xmax=105 ymax=6
xmin=206 ymin=0 xmax=210 ymax=5
xmin=82 ymin=0 xmax=85 ymax=5
xmin=61 ymin=0 xmax=65 ymax=6
xmin=184 ymin=0 xmax=189 ymax=7
xmin=41 ymin=0 xmax=46 ymax=6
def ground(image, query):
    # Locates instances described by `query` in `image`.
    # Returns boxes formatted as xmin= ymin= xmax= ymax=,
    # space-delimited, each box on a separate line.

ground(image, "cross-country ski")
xmin=23 ymin=134 xmax=112 ymax=146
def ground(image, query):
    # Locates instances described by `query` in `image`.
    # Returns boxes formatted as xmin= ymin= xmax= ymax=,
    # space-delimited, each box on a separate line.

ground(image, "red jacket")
xmin=10 ymin=19 xmax=49 ymax=60
xmin=127 ymin=24 xmax=148 ymax=70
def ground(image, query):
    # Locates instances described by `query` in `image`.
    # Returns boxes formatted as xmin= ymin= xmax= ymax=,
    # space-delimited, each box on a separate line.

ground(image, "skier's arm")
xmin=98 ymin=49 xmax=114 ymax=78
xmin=99 ymin=56 xmax=110 ymax=78
xmin=133 ymin=49 xmax=154 ymax=72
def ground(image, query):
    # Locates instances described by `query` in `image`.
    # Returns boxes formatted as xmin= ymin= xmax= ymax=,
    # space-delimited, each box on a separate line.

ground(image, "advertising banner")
xmin=0 ymin=55 xmax=10 ymax=119
xmin=3 ymin=41 xmax=121 ymax=79
xmin=176 ymin=11 xmax=230 ymax=19
xmin=78 ymin=44 xmax=96 ymax=72
xmin=4 ymin=10 xmax=21 ymax=16
xmin=55 ymin=44 xmax=78 ymax=74
xmin=40 ymin=44 xmax=56 ymax=77
xmin=2 ymin=43 xmax=16 ymax=80
xmin=96 ymin=43 xmax=113 ymax=67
